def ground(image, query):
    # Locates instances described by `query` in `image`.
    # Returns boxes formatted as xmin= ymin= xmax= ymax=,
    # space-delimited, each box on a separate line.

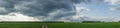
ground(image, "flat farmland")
xmin=0 ymin=22 xmax=120 ymax=28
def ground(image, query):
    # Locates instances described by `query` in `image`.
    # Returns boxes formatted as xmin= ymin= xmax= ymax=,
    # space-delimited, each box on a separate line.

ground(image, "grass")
xmin=0 ymin=22 xmax=120 ymax=28
xmin=0 ymin=22 xmax=41 ymax=28
xmin=47 ymin=22 xmax=120 ymax=28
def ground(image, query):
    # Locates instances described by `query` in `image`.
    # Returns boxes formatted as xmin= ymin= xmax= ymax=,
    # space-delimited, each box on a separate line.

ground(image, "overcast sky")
xmin=0 ymin=0 xmax=120 ymax=22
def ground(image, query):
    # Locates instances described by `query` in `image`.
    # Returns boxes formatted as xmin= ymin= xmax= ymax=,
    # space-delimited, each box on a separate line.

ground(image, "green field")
xmin=0 ymin=22 xmax=120 ymax=28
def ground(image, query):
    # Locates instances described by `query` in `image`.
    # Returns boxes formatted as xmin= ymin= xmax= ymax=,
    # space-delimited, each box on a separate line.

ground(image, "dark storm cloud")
xmin=71 ymin=0 xmax=91 ymax=4
xmin=15 ymin=0 xmax=91 ymax=17
xmin=0 ymin=0 xmax=91 ymax=21
xmin=0 ymin=0 xmax=16 ymax=15
xmin=16 ymin=0 xmax=74 ymax=17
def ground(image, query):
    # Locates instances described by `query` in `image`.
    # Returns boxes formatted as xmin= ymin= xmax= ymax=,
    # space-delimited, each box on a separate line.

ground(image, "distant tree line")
xmin=82 ymin=21 xmax=101 ymax=23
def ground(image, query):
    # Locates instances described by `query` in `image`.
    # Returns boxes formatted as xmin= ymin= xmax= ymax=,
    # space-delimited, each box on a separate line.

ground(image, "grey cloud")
xmin=15 ymin=0 xmax=74 ymax=17
xmin=0 ymin=0 xmax=91 ymax=21
xmin=0 ymin=0 xmax=17 ymax=15
xmin=15 ymin=0 xmax=91 ymax=17
xmin=71 ymin=0 xmax=91 ymax=4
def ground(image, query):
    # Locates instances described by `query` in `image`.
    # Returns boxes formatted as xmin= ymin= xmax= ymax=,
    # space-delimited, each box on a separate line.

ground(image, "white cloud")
xmin=105 ymin=0 xmax=120 ymax=5
xmin=71 ymin=4 xmax=90 ymax=20
xmin=75 ymin=4 xmax=90 ymax=14
xmin=58 ymin=17 xmax=71 ymax=22
xmin=0 ymin=13 xmax=40 ymax=21
xmin=71 ymin=15 xmax=85 ymax=21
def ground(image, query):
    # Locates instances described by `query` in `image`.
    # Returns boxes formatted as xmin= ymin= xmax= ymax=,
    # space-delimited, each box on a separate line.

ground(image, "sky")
xmin=0 ymin=0 xmax=120 ymax=22
xmin=78 ymin=0 xmax=120 ymax=22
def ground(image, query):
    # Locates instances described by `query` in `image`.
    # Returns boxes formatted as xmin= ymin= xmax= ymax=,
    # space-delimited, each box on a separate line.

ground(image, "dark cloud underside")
xmin=0 ymin=0 xmax=91 ymax=21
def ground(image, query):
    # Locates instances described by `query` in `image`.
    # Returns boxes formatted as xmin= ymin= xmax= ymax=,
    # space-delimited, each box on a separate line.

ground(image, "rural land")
xmin=0 ymin=21 xmax=120 ymax=28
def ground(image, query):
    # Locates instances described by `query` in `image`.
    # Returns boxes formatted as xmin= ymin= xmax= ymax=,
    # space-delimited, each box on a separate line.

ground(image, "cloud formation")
xmin=0 ymin=0 xmax=92 ymax=21
xmin=110 ymin=6 xmax=120 ymax=11
xmin=105 ymin=0 xmax=120 ymax=5
xmin=105 ymin=0 xmax=120 ymax=11
xmin=0 ymin=13 xmax=39 ymax=21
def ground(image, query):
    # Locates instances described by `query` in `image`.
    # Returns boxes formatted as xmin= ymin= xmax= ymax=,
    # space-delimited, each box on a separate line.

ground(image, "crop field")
xmin=0 ymin=22 xmax=120 ymax=28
